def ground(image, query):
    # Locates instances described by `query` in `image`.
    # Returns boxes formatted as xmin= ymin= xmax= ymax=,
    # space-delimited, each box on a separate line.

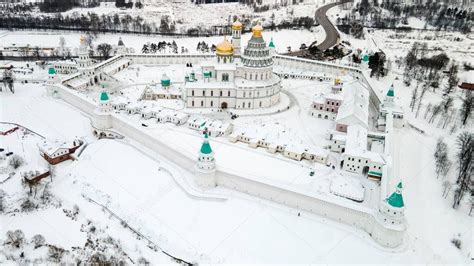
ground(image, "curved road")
xmin=285 ymin=0 xmax=350 ymax=56
xmin=315 ymin=0 xmax=351 ymax=51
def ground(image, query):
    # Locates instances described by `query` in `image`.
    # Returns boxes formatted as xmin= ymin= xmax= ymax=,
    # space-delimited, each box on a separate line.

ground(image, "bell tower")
xmin=231 ymin=19 xmax=242 ymax=57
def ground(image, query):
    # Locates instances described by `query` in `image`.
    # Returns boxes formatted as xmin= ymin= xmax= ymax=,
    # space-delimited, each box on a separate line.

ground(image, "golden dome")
xmin=80 ymin=35 xmax=87 ymax=45
xmin=232 ymin=19 xmax=242 ymax=30
xmin=252 ymin=24 xmax=264 ymax=38
xmin=216 ymin=37 xmax=234 ymax=56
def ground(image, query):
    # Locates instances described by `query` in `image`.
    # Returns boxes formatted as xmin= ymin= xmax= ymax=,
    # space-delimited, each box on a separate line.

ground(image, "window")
xmin=211 ymin=91 xmax=213 ymax=96
xmin=220 ymin=91 xmax=223 ymax=96
xmin=248 ymin=102 xmax=251 ymax=108
xmin=228 ymin=91 xmax=231 ymax=97
xmin=243 ymin=92 xmax=246 ymax=98
xmin=222 ymin=73 xmax=229 ymax=82
xmin=210 ymin=101 xmax=213 ymax=107
xmin=203 ymin=90 xmax=205 ymax=96
xmin=201 ymin=101 xmax=204 ymax=107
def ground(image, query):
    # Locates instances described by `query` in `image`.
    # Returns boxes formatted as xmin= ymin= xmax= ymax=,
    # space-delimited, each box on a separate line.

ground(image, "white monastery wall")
xmin=56 ymin=54 xmax=403 ymax=248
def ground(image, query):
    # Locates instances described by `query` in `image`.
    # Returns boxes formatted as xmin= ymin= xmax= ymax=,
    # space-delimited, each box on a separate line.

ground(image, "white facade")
xmin=195 ymin=133 xmax=217 ymax=188
xmin=186 ymin=23 xmax=281 ymax=110
xmin=92 ymin=89 xmax=113 ymax=130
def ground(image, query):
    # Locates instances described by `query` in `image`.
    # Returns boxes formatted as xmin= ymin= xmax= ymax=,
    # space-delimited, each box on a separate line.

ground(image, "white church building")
xmin=185 ymin=20 xmax=281 ymax=109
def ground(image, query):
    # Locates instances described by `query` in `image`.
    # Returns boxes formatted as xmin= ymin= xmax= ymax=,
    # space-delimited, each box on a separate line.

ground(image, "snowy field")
xmin=0 ymin=27 xmax=325 ymax=55
xmin=0 ymin=82 xmax=471 ymax=263
xmin=1 ymin=4 xmax=473 ymax=260
xmin=59 ymin=1 xmax=327 ymax=33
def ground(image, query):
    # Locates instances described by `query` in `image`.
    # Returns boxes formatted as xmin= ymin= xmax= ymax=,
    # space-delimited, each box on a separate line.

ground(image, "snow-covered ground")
xmin=1 ymin=68 xmax=471 ymax=263
xmin=0 ymin=27 xmax=325 ymax=55
xmin=1 ymin=7 xmax=473 ymax=260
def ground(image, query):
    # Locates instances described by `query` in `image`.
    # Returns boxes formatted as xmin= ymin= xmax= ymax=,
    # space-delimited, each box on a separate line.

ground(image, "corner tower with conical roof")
xmin=378 ymin=181 xmax=406 ymax=226
xmin=384 ymin=84 xmax=395 ymax=107
xmin=195 ymin=131 xmax=217 ymax=188
xmin=47 ymin=65 xmax=59 ymax=98
xmin=93 ymin=85 xmax=113 ymax=132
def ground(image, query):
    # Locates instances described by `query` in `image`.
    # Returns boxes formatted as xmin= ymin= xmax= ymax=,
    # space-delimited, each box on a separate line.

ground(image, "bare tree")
xmin=97 ymin=43 xmax=113 ymax=60
xmin=460 ymin=91 xmax=473 ymax=126
xmin=453 ymin=131 xmax=473 ymax=208
xmin=6 ymin=230 xmax=25 ymax=248
xmin=434 ymin=138 xmax=451 ymax=179
xmin=442 ymin=180 xmax=452 ymax=198
xmin=444 ymin=62 xmax=459 ymax=95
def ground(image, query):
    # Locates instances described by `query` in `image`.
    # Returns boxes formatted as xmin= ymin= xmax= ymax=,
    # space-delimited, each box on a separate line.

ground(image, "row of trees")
xmin=141 ymin=41 xmax=179 ymax=54
xmin=435 ymin=133 xmax=473 ymax=212
xmin=1 ymin=2 xmax=317 ymax=36
xmin=352 ymin=1 xmax=472 ymax=33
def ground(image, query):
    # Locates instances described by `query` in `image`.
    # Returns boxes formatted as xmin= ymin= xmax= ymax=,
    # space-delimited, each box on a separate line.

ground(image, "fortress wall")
xmin=56 ymin=85 xmax=96 ymax=114
xmin=56 ymin=56 xmax=404 ymax=249
xmin=215 ymin=170 xmax=404 ymax=247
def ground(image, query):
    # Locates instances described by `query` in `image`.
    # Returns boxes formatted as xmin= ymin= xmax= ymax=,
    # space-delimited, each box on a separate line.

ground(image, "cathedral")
xmin=185 ymin=20 xmax=281 ymax=109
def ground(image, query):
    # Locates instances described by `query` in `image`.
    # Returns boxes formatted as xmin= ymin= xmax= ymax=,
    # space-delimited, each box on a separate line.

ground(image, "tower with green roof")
xmin=161 ymin=73 xmax=171 ymax=88
xmin=195 ymin=131 xmax=217 ymax=188
xmin=93 ymin=85 xmax=113 ymax=131
xmin=384 ymin=84 xmax=395 ymax=107
xmin=378 ymin=181 xmax=405 ymax=227
xmin=47 ymin=65 xmax=58 ymax=97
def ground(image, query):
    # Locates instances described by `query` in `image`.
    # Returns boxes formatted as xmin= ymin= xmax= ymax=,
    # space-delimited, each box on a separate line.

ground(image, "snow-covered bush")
xmin=21 ymin=198 xmax=36 ymax=212
xmin=5 ymin=230 xmax=25 ymax=248
xmin=451 ymin=237 xmax=462 ymax=249
xmin=31 ymin=234 xmax=46 ymax=249
xmin=137 ymin=256 xmax=150 ymax=265
xmin=48 ymin=245 xmax=66 ymax=263
xmin=8 ymin=155 xmax=24 ymax=169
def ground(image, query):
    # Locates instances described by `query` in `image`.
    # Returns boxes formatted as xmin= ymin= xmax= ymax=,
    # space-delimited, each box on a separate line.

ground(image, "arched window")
xmin=211 ymin=91 xmax=213 ymax=96
xmin=192 ymin=100 xmax=194 ymax=106
xmin=249 ymin=74 xmax=253 ymax=80
xmin=201 ymin=101 xmax=204 ymax=107
xmin=243 ymin=92 xmax=246 ymax=98
xmin=203 ymin=90 xmax=205 ymax=96
xmin=248 ymin=102 xmax=251 ymax=108
xmin=220 ymin=91 xmax=223 ymax=97
xmin=210 ymin=101 xmax=213 ymax=107
xmin=228 ymin=91 xmax=231 ymax=97
xmin=222 ymin=73 xmax=229 ymax=82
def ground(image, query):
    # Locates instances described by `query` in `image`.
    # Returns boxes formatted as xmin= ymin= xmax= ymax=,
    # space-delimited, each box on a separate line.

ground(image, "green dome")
xmin=387 ymin=84 xmax=395 ymax=97
xmin=269 ymin=38 xmax=275 ymax=48
xmin=161 ymin=73 xmax=171 ymax=87
xmin=362 ymin=54 xmax=369 ymax=62
xmin=200 ymin=132 xmax=213 ymax=154
xmin=100 ymin=90 xmax=109 ymax=101
xmin=387 ymin=182 xmax=404 ymax=208
xmin=48 ymin=66 xmax=56 ymax=75
xmin=204 ymin=71 xmax=211 ymax=78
